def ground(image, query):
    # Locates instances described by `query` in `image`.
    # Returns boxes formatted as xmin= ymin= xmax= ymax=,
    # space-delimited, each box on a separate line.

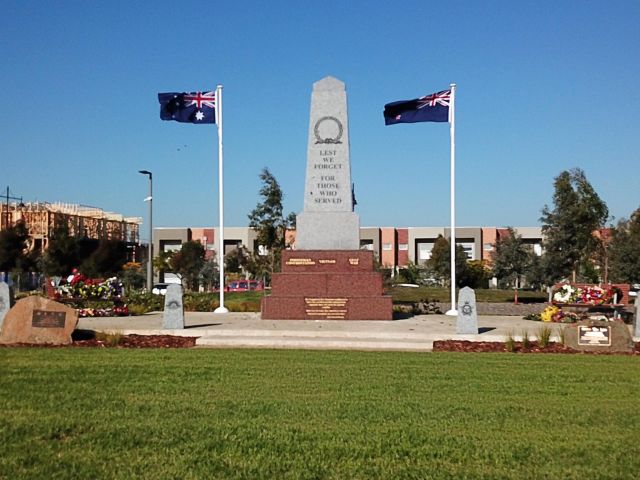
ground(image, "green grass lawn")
xmin=1 ymin=349 xmax=639 ymax=479
xmin=389 ymin=286 xmax=547 ymax=304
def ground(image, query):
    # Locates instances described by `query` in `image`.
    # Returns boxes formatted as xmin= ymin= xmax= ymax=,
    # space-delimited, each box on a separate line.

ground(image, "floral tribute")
xmin=540 ymin=305 xmax=583 ymax=323
xmin=55 ymin=271 xmax=129 ymax=317
xmin=552 ymin=284 xmax=619 ymax=305
xmin=540 ymin=283 xmax=623 ymax=323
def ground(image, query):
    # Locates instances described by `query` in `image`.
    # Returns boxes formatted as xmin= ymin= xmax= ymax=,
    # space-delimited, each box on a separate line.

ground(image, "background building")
xmin=0 ymin=201 xmax=141 ymax=253
xmin=153 ymin=225 xmax=543 ymax=279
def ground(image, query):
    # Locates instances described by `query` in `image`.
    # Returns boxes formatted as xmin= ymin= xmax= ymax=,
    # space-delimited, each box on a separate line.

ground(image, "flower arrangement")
xmin=539 ymin=305 xmax=582 ymax=323
xmin=56 ymin=274 xmax=124 ymax=300
xmin=540 ymin=305 xmax=560 ymax=322
xmin=552 ymin=284 xmax=619 ymax=305
xmin=552 ymin=285 xmax=576 ymax=303
xmin=55 ymin=271 xmax=129 ymax=317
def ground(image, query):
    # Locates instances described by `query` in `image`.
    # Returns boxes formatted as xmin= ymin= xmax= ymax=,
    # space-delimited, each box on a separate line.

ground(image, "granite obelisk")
xmin=295 ymin=76 xmax=360 ymax=250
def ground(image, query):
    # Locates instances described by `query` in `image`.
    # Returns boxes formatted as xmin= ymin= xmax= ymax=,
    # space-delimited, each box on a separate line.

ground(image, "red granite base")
xmin=261 ymin=250 xmax=393 ymax=320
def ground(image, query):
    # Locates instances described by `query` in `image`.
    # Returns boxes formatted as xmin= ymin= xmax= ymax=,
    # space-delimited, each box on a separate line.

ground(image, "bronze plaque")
xmin=305 ymin=297 xmax=348 ymax=320
xmin=32 ymin=310 xmax=66 ymax=328
xmin=578 ymin=325 xmax=611 ymax=346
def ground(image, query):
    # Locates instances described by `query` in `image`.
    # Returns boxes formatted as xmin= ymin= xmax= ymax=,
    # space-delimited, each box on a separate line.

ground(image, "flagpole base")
xmin=214 ymin=306 xmax=229 ymax=314
xmin=445 ymin=309 xmax=458 ymax=316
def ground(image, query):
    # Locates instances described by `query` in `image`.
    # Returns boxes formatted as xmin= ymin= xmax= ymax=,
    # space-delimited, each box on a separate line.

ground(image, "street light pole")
xmin=138 ymin=171 xmax=153 ymax=292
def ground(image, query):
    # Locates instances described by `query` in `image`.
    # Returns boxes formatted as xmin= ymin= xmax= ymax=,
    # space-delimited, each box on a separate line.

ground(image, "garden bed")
xmin=433 ymin=339 xmax=640 ymax=354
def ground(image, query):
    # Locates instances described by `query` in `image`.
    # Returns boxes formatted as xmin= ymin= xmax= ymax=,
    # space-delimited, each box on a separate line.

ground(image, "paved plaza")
xmin=77 ymin=312 xmax=592 ymax=352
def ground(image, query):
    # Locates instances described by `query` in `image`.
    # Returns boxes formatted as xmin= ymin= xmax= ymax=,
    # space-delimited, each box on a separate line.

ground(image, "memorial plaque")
xmin=32 ymin=310 xmax=66 ymax=328
xmin=305 ymin=297 xmax=348 ymax=320
xmin=578 ymin=325 xmax=611 ymax=346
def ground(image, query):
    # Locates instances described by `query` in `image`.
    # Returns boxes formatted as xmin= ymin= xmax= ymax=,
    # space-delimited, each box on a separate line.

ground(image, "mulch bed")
xmin=433 ymin=340 xmax=640 ymax=355
xmin=3 ymin=335 xmax=639 ymax=352
xmin=72 ymin=334 xmax=198 ymax=348
xmin=1 ymin=334 xmax=198 ymax=349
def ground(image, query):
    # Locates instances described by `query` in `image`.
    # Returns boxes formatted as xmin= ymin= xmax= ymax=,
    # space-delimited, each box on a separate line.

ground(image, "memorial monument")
xmin=261 ymin=76 xmax=392 ymax=320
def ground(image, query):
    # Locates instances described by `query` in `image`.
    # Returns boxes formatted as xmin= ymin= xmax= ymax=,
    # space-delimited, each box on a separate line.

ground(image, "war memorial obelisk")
xmin=261 ymin=76 xmax=392 ymax=320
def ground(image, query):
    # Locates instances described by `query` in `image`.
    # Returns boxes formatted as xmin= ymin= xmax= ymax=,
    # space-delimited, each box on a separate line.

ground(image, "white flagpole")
xmin=445 ymin=83 xmax=458 ymax=316
xmin=214 ymin=84 xmax=228 ymax=313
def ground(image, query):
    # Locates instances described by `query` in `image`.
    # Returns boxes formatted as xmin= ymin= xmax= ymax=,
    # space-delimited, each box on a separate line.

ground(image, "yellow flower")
xmin=541 ymin=305 xmax=560 ymax=322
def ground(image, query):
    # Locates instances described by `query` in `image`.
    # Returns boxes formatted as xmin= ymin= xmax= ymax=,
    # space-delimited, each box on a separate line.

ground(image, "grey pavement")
xmin=77 ymin=312 xmax=587 ymax=352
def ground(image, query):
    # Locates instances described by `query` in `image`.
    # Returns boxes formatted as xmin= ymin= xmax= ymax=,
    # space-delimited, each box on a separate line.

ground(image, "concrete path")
xmin=77 ymin=312 xmax=570 ymax=352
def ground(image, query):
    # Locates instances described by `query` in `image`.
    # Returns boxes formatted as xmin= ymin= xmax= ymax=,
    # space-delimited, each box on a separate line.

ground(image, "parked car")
xmin=226 ymin=280 xmax=264 ymax=292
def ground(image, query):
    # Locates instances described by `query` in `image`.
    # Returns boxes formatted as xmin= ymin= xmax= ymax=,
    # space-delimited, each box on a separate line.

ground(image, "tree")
xmin=540 ymin=168 xmax=608 ymax=283
xmin=171 ymin=241 xmax=205 ymax=291
xmin=492 ymin=228 xmax=531 ymax=303
xmin=224 ymin=245 xmax=250 ymax=275
xmin=0 ymin=220 xmax=31 ymax=276
xmin=248 ymin=168 xmax=295 ymax=282
xmin=41 ymin=220 xmax=79 ymax=277
xmin=609 ymin=208 xmax=640 ymax=283
xmin=121 ymin=262 xmax=145 ymax=294
xmin=199 ymin=256 xmax=219 ymax=291
xmin=80 ymin=240 xmax=129 ymax=278
xmin=152 ymin=250 xmax=175 ymax=284
xmin=459 ymin=260 xmax=490 ymax=290
xmin=425 ymin=235 xmax=469 ymax=287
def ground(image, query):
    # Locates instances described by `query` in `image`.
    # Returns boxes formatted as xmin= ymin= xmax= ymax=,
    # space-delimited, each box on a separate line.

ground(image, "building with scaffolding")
xmin=0 ymin=201 xmax=141 ymax=253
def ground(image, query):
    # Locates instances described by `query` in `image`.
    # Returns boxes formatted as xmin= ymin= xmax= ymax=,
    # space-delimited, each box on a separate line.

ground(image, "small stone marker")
xmin=457 ymin=286 xmax=479 ymax=334
xmin=0 ymin=296 xmax=78 ymax=345
xmin=163 ymin=284 xmax=184 ymax=329
xmin=564 ymin=320 xmax=633 ymax=353
xmin=0 ymin=282 xmax=10 ymax=330
xmin=634 ymin=296 xmax=640 ymax=339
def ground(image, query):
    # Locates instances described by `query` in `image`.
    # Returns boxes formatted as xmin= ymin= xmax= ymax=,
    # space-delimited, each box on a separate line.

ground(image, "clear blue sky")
xmin=2 ymin=1 xmax=639 ymax=243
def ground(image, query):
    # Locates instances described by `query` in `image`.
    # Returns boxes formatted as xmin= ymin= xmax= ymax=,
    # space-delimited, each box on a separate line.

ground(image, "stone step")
xmin=195 ymin=334 xmax=434 ymax=351
xmin=195 ymin=328 xmax=436 ymax=340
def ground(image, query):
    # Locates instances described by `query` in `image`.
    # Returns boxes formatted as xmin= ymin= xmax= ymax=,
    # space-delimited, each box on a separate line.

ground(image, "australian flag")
xmin=384 ymin=89 xmax=451 ymax=125
xmin=158 ymin=91 xmax=216 ymax=124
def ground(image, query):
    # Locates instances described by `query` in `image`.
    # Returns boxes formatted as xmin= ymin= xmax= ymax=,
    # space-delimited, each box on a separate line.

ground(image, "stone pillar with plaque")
xmin=564 ymin=319 xmax=633 ymax=353
xmin=0 ymin=296 xmax=78 ymax=345
xmin=261 ymin=76 xmax=392 ymax=320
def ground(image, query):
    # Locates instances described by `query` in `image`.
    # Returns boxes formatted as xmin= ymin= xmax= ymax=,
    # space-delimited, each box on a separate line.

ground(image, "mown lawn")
xmin=1 ymin=349 xmax=639 ymax=479
xmin=389 ymin=286 xmax=547 ymax=304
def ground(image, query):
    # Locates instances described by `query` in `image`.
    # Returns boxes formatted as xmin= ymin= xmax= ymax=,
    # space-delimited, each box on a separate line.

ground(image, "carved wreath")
xmin=314 ymin=116 xmax=343 ymax=144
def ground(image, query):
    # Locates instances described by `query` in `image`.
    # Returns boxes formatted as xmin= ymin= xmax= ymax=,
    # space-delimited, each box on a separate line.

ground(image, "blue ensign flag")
xmin=158 ymin=91 xmax=216 ymax=124
xmin=384 ymin=89 xmax=451 ymax=125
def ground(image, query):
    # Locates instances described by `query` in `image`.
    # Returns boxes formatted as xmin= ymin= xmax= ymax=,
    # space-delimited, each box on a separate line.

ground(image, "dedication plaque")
xmin=32 ymin=310 xmax=66 ymax=328
xmin=578 ymin=325 xmax=611 ymax=346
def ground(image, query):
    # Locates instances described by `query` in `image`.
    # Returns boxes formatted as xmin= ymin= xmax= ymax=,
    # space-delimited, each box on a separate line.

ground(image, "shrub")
xmin=537 ymin=325 xmax=552 ymax=348
xmin=505 ymin=331 xmax=516 ymax=352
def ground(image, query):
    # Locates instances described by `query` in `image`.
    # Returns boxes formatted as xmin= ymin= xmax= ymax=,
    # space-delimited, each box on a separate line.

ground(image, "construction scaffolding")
xmin=0 ymin=201 xmax=141 ymax=251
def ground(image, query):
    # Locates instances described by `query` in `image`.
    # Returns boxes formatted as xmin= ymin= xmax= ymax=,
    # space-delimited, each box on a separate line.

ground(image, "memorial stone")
xmin=0 ymin=296 xmax=78 ymax=345
xmin=261 ymin=76 xmax=392 ymax=320
xmin=163 ymin=284 xmax=184 ymax=329
xmin=295 ymin=76 xmax=360 ymax=250
xmin=634 ymin=296 xmax=640 ymax=338
xmin=564 ymin=319 xmax=633 ymax=353
xmin=457 ymin=286 xmax=479 ymax=334
xmin=0 ymin=282 xmax=10 ymax=330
